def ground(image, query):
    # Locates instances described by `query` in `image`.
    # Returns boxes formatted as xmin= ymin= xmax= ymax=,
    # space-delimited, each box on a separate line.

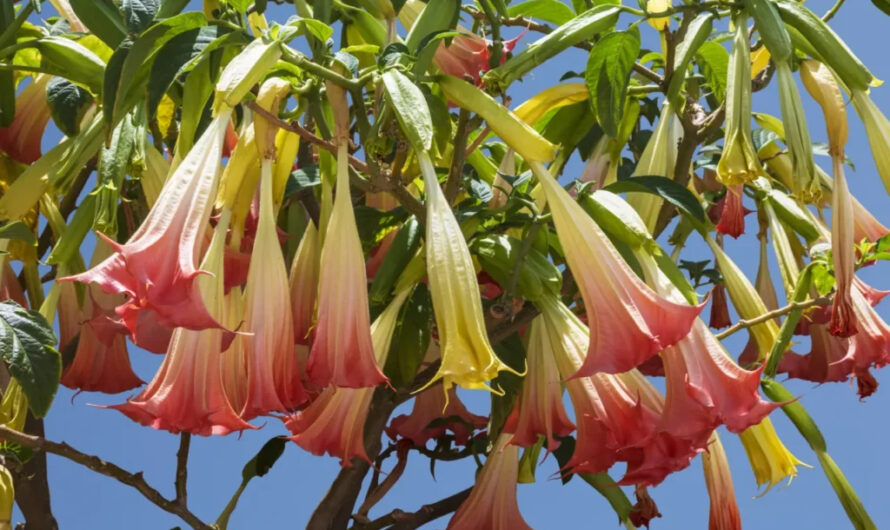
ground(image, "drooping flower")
xmin=714 ymin=185 xmax=748 ymax=239
xmin=111 ymin=210 xmax=254 ymax=436
xmin=531 ymin=161 xmax=701 ymax=375
xmin=288 ymin=221 xmax=319 ymax=345
xmin=502 ymin=315 xmax=575 ymax=451
xmin=307 ymin=144 xmax=387 ymax=388
xmin=646 ymin=0 xmax=671 ymax=31
xmin=738 ymin=418 xmax=806 ymax=494
xmin=702 ymin=432 xmax=742 ymax=530
xmin=0 ymin=75 xmax=52 ymax=165
xmin=775 ymin=59 xmax=818 ymax=201
xmin=778 ymin=322 xmax=852 ymax=384
xmin=838 ymin=283 xmax=890 ymax=398
xmin=61 ymin=241 xmax=142 ymax=394
xmin=220 ymin=286 xmax=248 ymax=413
xmin=626 ymin=103 xmax=682 ymax=232
xmin=419 ymin=152 xmax=518 ymax=392
xmin=629 ymin=486 xmax=662 ymax=529
xmin=709 ymin=283 xmax=732 ymax=329
xmin=286 ymin=290 xmax=410 ymax=465
xmin=851 ymin=194 xmax=889 ymax=243
xmin=448 ymin=434 xmax=531 ymax=530
xmin=49 ymin=0 xmax=87 ymax=32
xmin=387 ymin=385 xmax=488 ymax=447
xmin=240 ymin=162 xmax=307 ymax=418
xmin=63 ymin=110 xmax=234 ymax=353
xmin=717 ymin=13 xmax=763 ymax=188
xmin=0 ymin=260 xmax=26 ymax=307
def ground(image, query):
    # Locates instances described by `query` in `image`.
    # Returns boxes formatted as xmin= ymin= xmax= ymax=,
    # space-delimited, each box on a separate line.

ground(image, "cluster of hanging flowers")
xmin=3 ymin=0 xmax=890 ymax=527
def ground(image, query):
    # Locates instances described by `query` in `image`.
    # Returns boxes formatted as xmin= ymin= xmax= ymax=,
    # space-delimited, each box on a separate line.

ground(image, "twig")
xmin=714 ymin=297 xmax=830 ymax=340
xmin=0 ymin=425 xmax=212 ymax=529
xmin=245 ymin=100 xmax=370 ymax=173
xmin=175 ymin=433 xmax=191 ymax=505
xmin=355 ymin=487 xmax=473 ymax=530
xmin=446 ymin=109 xmax=471 ymax=204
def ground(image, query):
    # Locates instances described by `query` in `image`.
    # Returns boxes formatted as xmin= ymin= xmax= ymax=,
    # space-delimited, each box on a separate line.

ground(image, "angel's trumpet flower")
xmin=851 ymin=90 xmax=890 ymax=196
xmin=839 ymin=284 xmax=890 ymax=398
xmin=739 ymin=418 xmax=806 ymax=494
xmin=626 ymin=103 xmax=681 ymax=232
xmin=709 ymin=283 xmax=732 ymax=329
xmin=0 ymin=75 xmax=51 ymax=165
xmin=220 ymin=286 xmax=248 ymax=412
xmin=448 ymin=435 xmax=532 ymax=530
xmin=800 ymin=60 xmax=856 ymax=337
xmin=61 ymin=241 xmax=142 ymax=394
xmin=241 ymin=162 xmax=307 ymax=418
xmin=702 ymin=432 xmax=742 ymax=530
xmin=418 ymin=152 xmax=518 ymax=392
xmin=779 ymin=323 xmax=852 ymax=384
xmin=714 ymin=185 xmax=748 ymax=239
xmin=289 ymin=221 xmax=319 ymax=345
xmin=717 ymin=13 xmax=763 ymax=187
xmin=111 ymin=211 xmax=254 ymax=436
xmin=307 ymin=144 xmax=386 ymax=388
xmin=63 ymin=110 xmax=233 ymax=353
xmin=286 ymin=290 xmax=409 ymax=465
xmin=503 ymin=315 xmax=574 ymax=451
xmin=387 ymin=385 xmax=488 ymax=447
xmin=531 ymin=161 xmax=701 ymax=375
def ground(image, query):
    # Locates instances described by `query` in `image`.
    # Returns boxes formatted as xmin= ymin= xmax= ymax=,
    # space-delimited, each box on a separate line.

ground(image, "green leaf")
xmin=109 ymin=12 xmax=208 ymax=128
xmin=32 ymin=37 xmax=106 ymax=94
xmin=605 ymin=176 xmax=707 ymax=224
xmin=69 ymin=0 xmax=128 ymax=48
xmin=354 ymin=206 xmax=409 ymax=253
xmin=155 ymin=0 xmax=191 ymax=18
xmin=517 ymin=438 xmax=545 ymax=483
xmin=46 ymin=77 xmax=94 ymax=136
xmin=241 ymin=437 xmax=287 ymax=481
xmin=103 ymin=39 xmax=133 ymax=130
xmin=507 ymin=0 xmax=574 ymax=25
xmin=286 ymin=17 xmax=334 ymax=44
xmin=696 ymin=40 xmax=729 ymax=101
xmin=0 ymin=222 xmax=36 ymax=246
xmin=665 ymin=12 xmax=714 ymax=109
xmin=228 ymin=0 xmax=253 ymax=13
xmin=146 ymin=26 xmax=232 ymax=119
xmin=0 ymin=302 xmax=60 ymax=418
xmin=122 ymin=0 xmax=161 ymax=33
xmin=382 ymin=69 xmax=434 ymax=151
xmin=584 ymin=29 xmax=640 ymax=137
xmin=404 ymin=0 xmax=460 ymax=53
xmin=873 ymin=0 xmax=890 ymax=15
xmin=383 ymin=284 xmax=433 ymax=388
xmin=369 ymin=217 xmax=422 ymax=305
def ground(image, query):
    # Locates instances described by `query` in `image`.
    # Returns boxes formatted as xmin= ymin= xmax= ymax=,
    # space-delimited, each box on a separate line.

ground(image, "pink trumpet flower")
xmin=851 ymin=195 xmax=889 ymax=243
xmin=714 ymin=185 xmax=747 ymax=239
xmin=0 ymin=75 xmax=51 ymax=165
xmin=702 ymin=433 xmax=742 ymax=530
xmin=61 ymin=241 xmax=142 ymax=394
xmin=288 ymin=221 xmax=319 ymax=345
xmin=838 ymin=283 xmax=890 ymax=398
xmin=503 ymin=315 xmax=575 ymax=452
xmin=240 ymin=163 xmax=307 ymax=419
xmin=286 ymin=290 xmax=410 ymax=465
xmin=307 ymin=145 xmax=387 ymax=388
xmin=435 ymin=32 xmax=522 ymax=86
xmin=531 ymin=162 xmax=702 ymax=375
xmin=779 ymin=323 xmax=852 ymax=384
xmin=111 ymin=211 xmax=254 ymax=435
xmin=0 ymin=260 xmax=26 ymax=307
xmin=447 ymin=435 xmax=531 ymax=530
xmin=387 ymin=386 xmax=488 ymax=448
xmin=63 ymin=110 xmax=234 ymax=353
xmin=659 ymin=320 xmax=778 ymax=445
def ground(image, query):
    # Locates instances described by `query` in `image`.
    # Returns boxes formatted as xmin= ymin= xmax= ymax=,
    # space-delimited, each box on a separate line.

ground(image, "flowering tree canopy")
xmin=0 ymin=0 xmax=889 ymax=528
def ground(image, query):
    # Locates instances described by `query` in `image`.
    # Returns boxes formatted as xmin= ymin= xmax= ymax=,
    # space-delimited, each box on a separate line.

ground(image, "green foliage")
xmin=0 ymin=302 xmax=60 ymax=418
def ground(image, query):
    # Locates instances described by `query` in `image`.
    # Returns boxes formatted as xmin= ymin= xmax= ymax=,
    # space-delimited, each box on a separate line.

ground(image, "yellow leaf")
xmin=155 ymin=94 xmax=175 ymax=139
xmin=513 ymin=83 xmax=588 ymax=126
xmin=751 ymin=46 xmax=771 ymax=80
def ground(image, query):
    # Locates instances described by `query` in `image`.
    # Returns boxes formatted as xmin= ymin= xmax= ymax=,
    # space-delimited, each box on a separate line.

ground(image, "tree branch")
xmin=175 ymin=433 xmax=190 ymax=506
xmin=354 ymin=487 xmax=473 ymax=530
xmin=11 ymin=415 xmax=58 ymax=530
xmin=714 ymin=296 xmax=831 ymax=340
xmin=0 ymin=425 xmax=211 ymax=530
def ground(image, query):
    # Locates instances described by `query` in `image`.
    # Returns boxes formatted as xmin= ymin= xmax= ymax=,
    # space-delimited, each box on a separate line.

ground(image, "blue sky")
xmin=18 ymin=0 xmax=890 ymax=528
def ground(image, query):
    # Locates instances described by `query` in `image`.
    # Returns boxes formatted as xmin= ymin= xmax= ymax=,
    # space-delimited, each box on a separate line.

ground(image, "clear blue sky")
xmin=20 ymin=1 xmax=890 ymax=528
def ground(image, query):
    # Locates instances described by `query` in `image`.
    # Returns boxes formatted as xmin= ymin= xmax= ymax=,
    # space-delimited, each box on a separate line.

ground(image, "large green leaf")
xmin=507 ymin=0 xmax=575 ymax=25
xmin=122 ymin=0 xmax=162 ymax=33
xmin=404 ymin=0 xmax=460 ymax=53
xmin=584 ymin=29 xmax=640 ymax=137
xmin=382 ymin=69 xmax=433 ymax=151
xmin=0 ymin=302 xmax=61 ymax=418
xmin=146 ymin=25 xmax=231 ymax=119
xmin=32 ymin=37 xmax=106 ymax=94
xmin=665 ymin=12 xmax=714 ymax=109
xmin=155 ymin=0 xmax=191 ymax=18
xmin=369 ymin=217 xmax=422 ymax=305
xmin=696 ymin=40 xmax=729 ymax=101
xmin=241 ymin=437 xmax=287 ymax=481
xmin=383 ymin=284 xmax=433 ymax=388
xmin=46 ymin=77 xmax=94 ymax=136
xmin=606 ymin=176 xmax=707 ymax=223
xmin=69 ymin=0 xmax=128 ymax=48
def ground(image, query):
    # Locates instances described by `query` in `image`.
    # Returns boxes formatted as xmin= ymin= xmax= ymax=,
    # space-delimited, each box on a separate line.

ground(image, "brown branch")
xmin=715 ymin=296 xmax=831 ymax=341
xmin=446 ymin=109 xmax=471 ymax=204
xmin=11 ymin=415 xmax=58 ymax=530
xmin=0 ymin=425 xmax=212 ymax=529
xmin=246 ymin=100 xmax=370 ymax=173
xmin=175 ymin=433 xmax=190 ymax=505
xmin=355 ymin=487 xmax=473 ymax=530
